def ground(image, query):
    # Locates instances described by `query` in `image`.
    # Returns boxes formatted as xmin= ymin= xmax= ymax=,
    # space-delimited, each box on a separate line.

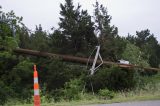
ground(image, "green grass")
xmin=7 ymin=73 xmax=160 ymax=106
xmin=12 ymin=91 xmax=160 ymax=106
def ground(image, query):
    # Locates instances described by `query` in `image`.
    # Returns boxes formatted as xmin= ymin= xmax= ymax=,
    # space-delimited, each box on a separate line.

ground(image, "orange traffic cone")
xmin=34 ymin=65 xmax=41 ymax=106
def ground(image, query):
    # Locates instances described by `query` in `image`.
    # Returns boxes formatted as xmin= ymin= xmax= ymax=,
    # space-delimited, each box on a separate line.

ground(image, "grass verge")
xmin=13 ymin=92 xmax=160 ymax=106
xmin=8 ymin=73 xmax=160 ymax=106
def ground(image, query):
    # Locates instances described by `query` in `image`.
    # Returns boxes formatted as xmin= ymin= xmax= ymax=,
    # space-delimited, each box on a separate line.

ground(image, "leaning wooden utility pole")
xmin=13 ymin=48 xmax=160 ymax=72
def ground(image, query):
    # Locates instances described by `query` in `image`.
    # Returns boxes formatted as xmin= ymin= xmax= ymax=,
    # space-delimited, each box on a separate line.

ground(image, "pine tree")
xmin=93 ymin=1 xmax=119 ymax=60
xmin=93 ymin=1 xmax=118 ymax=43
xmin=135 ymin=29 xmax=159 ymax=67
xmin=29 ymin=24 xmax=49 ymax=51
xmin=59 ymin=0 xmax=97 ymax=54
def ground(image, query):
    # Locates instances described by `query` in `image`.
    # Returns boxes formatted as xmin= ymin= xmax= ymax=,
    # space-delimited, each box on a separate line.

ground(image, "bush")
xmin=0 ymin=81 xmax=13 ymax=105
xmin=0 ymin=81 xmax=7 ymax=105
xmin=107 ymin=67 xmax=136 ymax=90
xmin=90 ymin=66 xmax=136 ymax=91
xmin=98 ymin=89 xmax=115 ymax=99
xmin=62 ymin=79 xmax=83 ymax=100
xmin=51 ymin=89 xmax=64 ymax=102
xmin=8 ymin=60 xmax=33 ymax=101
xmin=47 ymin=78 xmax=84 ymax=102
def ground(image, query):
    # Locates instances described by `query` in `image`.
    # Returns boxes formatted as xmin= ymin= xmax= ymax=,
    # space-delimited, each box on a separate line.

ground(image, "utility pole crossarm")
xmin=90 ymin=46 xmax=103 ymax=75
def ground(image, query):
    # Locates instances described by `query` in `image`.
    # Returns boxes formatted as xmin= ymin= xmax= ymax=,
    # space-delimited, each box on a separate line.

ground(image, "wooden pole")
xmin=13 ymin=48 xmax=160 ymax=72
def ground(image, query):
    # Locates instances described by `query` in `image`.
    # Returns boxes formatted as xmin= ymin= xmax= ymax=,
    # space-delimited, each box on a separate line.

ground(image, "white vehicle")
xmin=118 ymin=59 xmax=129 ymax=64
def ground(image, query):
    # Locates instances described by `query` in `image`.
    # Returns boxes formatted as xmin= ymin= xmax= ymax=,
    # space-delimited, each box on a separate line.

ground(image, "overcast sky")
xmin=1 ymin=0 xmax=160 ymax=42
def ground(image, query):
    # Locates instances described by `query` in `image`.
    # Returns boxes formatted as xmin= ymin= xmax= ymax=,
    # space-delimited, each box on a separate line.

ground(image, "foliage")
xmin=93 ymin=1 xmax=121 ymax=61
xmin=4 ymin=36 xmax=18 ymax=50
xmin=10 ymin=60 xmax=34 ymax=100
xmin=41 ymin=59 xmax=72 ymax=91
xmin=107 ymin=67 xmax=136 ymax=91
xmin=0 ymin=7 xmax=23 ymax=50
xmin=18 ymin=26 xmax=30 ymax=49
xmin=89 ymin=67 xmax=136 ymax=91
xmin=59 ymin=0 xmax=97 ymax=54
xmin=62 ymin=78 xmax=83 ymax=100
xmin=93 ymin=1 xmax=118 ymax=40
xmin=127 ymin=29 xmax=160 ymax=67
xmin=98 ymin=89 xmax=115 ymax=99
xmin=0 ymin=50 xmax=33 ymax=103
xmin=0 ymin=81 xmax=12 ymax=105
xmin=122 ymin=42 xmax=149 ymax=67
xmin=49 ymin=29 xmax=69 ymax=53
xmin=29 ymin=24 xmax=49 ymax=51
xmin=0 ymin=1 xmax=160 ymax=105
xmin=0 ymin=50 xmax=34 ymax=104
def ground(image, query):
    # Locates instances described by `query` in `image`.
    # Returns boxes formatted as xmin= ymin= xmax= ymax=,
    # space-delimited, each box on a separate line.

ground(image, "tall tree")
xmin=0 ymin=7 xmax=23 ymax=50
xmin=127 ymin=29 xmax=160 ymax=68
xmin=59 ymin=0 xmax=97 ymax=54
xmin=122 ymin=42 xmax=149 ymax=67
xmin=18 ymin=26 xmax=30 ymax=49
xmin=29 ymin=24 xmax=49 ymax=51
xmin=93 ymin=1 xmax=118 ymax=43
xmin=93 ymin=1 xmax=119 ymax=61
xmin=126 ymin=33 xmax=136 ymax=44
xmin=49 ymin=29 xmax=69 ymax=54
xmin=135 ymin=29 xmax=150 ymax=48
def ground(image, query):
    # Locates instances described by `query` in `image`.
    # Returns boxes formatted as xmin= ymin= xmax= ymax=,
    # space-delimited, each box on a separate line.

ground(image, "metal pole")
xmin=90 ymin=46 xmax=100 ymax=75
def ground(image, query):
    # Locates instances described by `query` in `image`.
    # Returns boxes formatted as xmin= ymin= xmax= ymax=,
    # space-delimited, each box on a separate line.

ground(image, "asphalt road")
xmin=83 ymin=100 xmax=160 ymax=106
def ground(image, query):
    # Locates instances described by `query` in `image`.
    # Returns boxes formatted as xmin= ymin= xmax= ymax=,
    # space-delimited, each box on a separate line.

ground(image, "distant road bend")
xmin=83 ymin=100 xmax=160 ymax=106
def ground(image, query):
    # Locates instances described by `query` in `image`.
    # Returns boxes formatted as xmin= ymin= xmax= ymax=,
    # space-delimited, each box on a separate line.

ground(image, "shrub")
xmin=0 ymin=81 xmax=7 ymax=105
xmin=51 ymin=89 xmax=64 ymax=102
xmin=8 ymin=60 xmax=33 ymax=100
xmin=107 ymin=67 xmax=136 ymax=90
xmin=98 ymin=89 xmax=115 ymax=99
xmin=62 ymin=78 xmax=83 ymax=100
xmin=0 ymin=81 xmax=13 ymax=105
xmin=90 ymin=66 xmax=136 ymax=91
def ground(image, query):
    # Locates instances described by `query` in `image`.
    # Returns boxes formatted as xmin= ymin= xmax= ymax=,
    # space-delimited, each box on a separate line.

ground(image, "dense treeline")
xmin=0 ymin=0 xmax=160 ymax=104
